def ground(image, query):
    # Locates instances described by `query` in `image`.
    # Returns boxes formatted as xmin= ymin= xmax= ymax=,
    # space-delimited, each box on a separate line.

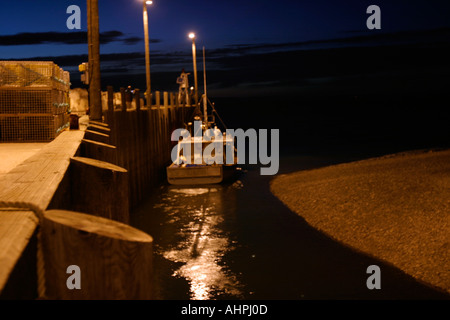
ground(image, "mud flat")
xmin=271 ymin=148 xmax=450 ymax=294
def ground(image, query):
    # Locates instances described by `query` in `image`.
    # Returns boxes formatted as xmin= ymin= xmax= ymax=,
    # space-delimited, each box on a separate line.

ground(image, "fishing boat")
xmin=166 ymin=141 xmax=238 ymax=185
xmin=166 ymin=93 xmax=238 ymax=185
xmin=167 ymin=48 xmax=238 ymax=186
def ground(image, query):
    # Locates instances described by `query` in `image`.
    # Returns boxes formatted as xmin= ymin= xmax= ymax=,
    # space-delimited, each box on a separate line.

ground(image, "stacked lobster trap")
xmin=0 ymin=61 xmax=71 ymax=142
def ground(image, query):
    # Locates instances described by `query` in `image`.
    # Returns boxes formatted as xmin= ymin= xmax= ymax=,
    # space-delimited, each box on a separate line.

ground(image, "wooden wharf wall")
xmin=0 ymin=87 xmax=193 ymax=299
xmin=104 ymin=87 xmax=194 ymax=209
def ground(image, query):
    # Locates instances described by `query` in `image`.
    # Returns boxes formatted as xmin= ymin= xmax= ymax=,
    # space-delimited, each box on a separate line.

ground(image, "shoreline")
xmin=271 ymin=148 xmax=450 ymax=295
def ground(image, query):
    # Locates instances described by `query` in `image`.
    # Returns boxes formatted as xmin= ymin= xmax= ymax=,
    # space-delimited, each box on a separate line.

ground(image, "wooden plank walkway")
xmin=0 ymin=130 xmax=84 ymax=297
xmin=0 ymin=143 xmax=47 ymax=175
xmin=0 ymin=130 xmax=84 ymax=205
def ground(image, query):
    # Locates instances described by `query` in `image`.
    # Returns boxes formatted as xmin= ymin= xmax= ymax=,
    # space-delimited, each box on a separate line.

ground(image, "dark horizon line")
xmin=0 ymin=30 xmax=163 ymax=46
xmin=1 ymin=26 xmax=448 ymax=51
xmin=3 ymin=36 xmax=449 ymax=71
xmin=217 ymin=26 xmax=450 ymax=52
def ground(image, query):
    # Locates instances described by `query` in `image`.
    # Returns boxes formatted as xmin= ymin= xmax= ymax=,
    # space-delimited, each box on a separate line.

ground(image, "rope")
xmin=0 ymin=201 xmax=47 ymax=300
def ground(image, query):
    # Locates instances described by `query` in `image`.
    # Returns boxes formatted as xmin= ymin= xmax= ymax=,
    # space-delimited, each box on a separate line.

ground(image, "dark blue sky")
xmin=1 ymin=0 xmax=450 ymax=94
xmin=2 ymin=0 xmax=449 ymax=56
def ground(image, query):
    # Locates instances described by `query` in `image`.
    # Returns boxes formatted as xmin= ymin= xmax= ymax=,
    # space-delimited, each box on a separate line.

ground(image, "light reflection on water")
xmin=131 ymin=156 xmax=450 ymax=300
xmin=136 ymin=182 xmax=245 ymax=300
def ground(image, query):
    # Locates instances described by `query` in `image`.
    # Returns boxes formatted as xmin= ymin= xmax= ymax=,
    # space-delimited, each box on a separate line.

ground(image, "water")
xmin=128 ymin=62 xmax=450 ymax=301
xmin=130 ymin=155 xmax=449 ymax=300
xmin=131 ymin=172 xmax=247 ymax=300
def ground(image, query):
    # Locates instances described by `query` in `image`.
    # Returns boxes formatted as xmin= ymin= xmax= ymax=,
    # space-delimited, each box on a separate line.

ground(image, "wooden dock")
xmin=0 ymin=129 xmax=84 ymax=299
xmin=0 ymin=143 xmax=47 ymax=175
xmin=0 ymin=88 xmax=193 ymax=299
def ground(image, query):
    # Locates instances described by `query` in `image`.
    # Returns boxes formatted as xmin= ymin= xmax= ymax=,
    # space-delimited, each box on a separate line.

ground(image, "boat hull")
xmin=167 ymin=164 xmax=236 ymax=185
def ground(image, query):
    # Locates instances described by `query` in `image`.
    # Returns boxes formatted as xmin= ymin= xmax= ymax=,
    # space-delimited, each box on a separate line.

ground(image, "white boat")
xmin=167 ymin=133 xmax=238 ymax=185
xmin=167 ymin=47 xmax=238 ymax=185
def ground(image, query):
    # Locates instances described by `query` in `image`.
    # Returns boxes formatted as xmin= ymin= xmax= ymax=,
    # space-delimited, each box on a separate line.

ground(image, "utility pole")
xmin=87 ymin=0 xmax=102 ymax=121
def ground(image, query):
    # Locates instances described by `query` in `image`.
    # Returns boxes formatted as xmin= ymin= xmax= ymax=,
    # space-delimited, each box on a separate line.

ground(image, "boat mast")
xmin=202 ymin=46 xmax=208 ymax=127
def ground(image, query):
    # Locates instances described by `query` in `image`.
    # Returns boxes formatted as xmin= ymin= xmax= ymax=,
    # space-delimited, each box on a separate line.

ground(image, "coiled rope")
xmin=0 ymin=201 xmax=47 ymax=299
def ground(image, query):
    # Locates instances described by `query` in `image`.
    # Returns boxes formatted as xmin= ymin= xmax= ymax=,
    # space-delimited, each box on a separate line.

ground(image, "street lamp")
xmin=143 ymin=0 xmax=153 ymax=107
xmin=189 ymin=32 xmax=199 ymax=104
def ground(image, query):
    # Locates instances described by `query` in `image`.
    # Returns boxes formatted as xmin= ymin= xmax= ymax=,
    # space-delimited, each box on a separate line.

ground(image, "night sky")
xmin=1 ymin=0 xmax=450 ymax=96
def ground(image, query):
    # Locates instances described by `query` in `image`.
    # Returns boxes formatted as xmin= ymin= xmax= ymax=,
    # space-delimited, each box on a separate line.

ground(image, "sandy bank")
xmin=271 ymin=149 xmax=450 ymax=294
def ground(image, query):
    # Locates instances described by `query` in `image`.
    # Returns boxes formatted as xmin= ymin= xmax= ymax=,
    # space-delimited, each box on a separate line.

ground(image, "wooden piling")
xmin=170 ymin=92 xmax=175 ymax=108
xmin=89 ymin=120 xmax=109 ymax=128
xmin=107 ymin=86 xmax=114 ymax=113
xmin=80 ymin=139 xmax=118 ymax=165
xmin=163 ymin=92 xmax=169 ymax=108
xmin=86 ymin=124 xmax=111 ymax=135
xmin=120 ymin=87 xmax=127 ymax=112
xmin=129 ymin=110 xmax=139 ymax=207
xmin=135 ymin=89 xmax=141 ymax=112
xmin=84 ymin=130 xmax=110 ymax=145
xmin=69 ymin=157 xmax=129 ymax=224
xmin=0 ymin=210 xmax=38 ymax=299
xmin=106 ymin=86 xmax=116 ymax=144
xmin=155 ymin=91 xmax=160 ymax=110
xmin=41 ymin=210 xmax=153 ymax=300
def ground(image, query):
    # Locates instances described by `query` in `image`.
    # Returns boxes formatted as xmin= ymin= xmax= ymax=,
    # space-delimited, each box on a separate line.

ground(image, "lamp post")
xmin=143 ymin=1 xmax=153 ymax=107
xmin=189 ymin=32 xmax=199 ymax=105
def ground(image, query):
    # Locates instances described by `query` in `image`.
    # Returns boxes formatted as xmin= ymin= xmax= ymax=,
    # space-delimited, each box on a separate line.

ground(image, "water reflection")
xmin=132 ymin=156 xmax=450 ymax=300
xmin=136 ymin=183 xmax=245 ymax=300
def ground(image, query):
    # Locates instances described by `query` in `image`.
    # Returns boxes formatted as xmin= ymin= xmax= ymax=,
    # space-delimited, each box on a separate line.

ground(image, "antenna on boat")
xmin=202 ymin=46 xmax=208 ymax=127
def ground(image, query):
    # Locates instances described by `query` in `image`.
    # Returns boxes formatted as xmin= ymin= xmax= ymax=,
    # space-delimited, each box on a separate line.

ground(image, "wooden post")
xmin=129 ymin=110 xmax=139 ymax=207
xmin=120 ymin=87 xmax=127 ymax=112
xmin=89 ymin=120 xmax=109 ymax=128
xmin=0 ymin=210 xmax=38 ymax=300
xmin=87 ymin=0 xmax=102 ymax=121
xmin=135 ymin=89 xmax=141 ymax=112
xmin=107 ymin=86 xmax=114 ymax=113
xmin=41 ymin=210 xmax=153 ymax=300
xmin=147 ymin=108 xmax=156 ymax=185
xmin=80 ymin=139 xmax=118 ymax=165
xmin=170 ymin=92 xmax=175 ymax=108
xmin=141 ymin=108 xmax=150 ymax=195
xmin=163 ymin=92 xmax=169 ymax=125
xmin=69 ymin=157 xmax=129 ymax=224
xmin=163 ymin=92 xmax=169 ymax=108
xmin=84 ymin=130 xmax=110 ymax=145
xmin=87 ymin=124 xmax=111 ymax=135
xmin=154 ymin=91 xmax=162 ymax=176
xmin=106 ymin=86 xmax=114 ymax=126
xmin=155 ymin=91 xmax=160 ymax=109
xmin=114 ymin=107 xmax=128 ymax=183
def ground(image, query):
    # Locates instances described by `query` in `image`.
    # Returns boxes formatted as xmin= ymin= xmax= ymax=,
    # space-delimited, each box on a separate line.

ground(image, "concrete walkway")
xmin=271 ymin=148 xmax=450 ymax=294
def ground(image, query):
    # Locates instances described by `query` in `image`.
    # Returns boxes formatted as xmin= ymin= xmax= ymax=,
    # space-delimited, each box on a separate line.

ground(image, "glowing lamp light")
xmin=146 ymin=1 xmax=153 ymax=5
xmin=189 ymin=33 xmax=196 ymax=40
